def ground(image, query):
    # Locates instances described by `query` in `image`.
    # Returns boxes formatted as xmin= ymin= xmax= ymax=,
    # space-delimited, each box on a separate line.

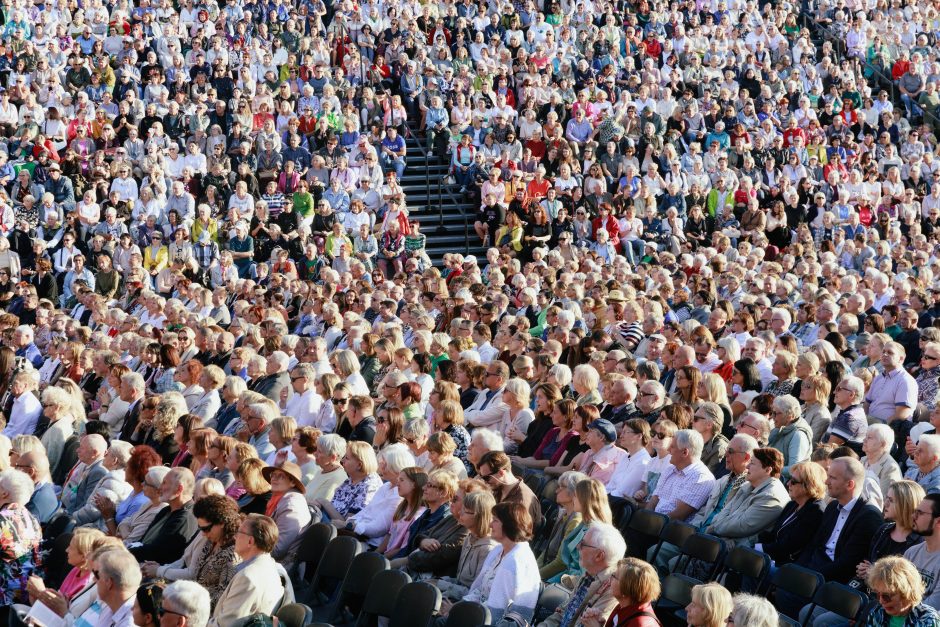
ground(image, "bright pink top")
xmin=59 ymin=567 xmax=93 ymax=600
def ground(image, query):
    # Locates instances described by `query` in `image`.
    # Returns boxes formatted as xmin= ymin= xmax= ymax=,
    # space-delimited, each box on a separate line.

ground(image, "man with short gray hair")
xmin=538 ymin=522 xmax=626 ymax=627
xmin=2 ymin=368 xmax=42 ymax=438
xmin=824 ymin=375 xmax=868 ymax=451
xmin=254 ymin=350 xmax=291 ymax=402
xmin=646 ymin=429 xmax=716 ymax=521
xmin=281 ymin=362 xmax=323 ymax=427
xmin=95 ymin=549 xmax=143 ymax=627
xmin=161 ymin=581 xmax=212 ymax=627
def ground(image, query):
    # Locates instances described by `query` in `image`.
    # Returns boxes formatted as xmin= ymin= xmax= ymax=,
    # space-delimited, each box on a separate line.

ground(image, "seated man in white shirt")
xmin=3 ymin=369 xmax=42 ymax=438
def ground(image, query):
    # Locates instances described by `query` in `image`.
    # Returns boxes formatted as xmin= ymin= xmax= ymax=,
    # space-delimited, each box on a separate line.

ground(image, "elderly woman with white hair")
xmin=730 ymin=593 xmax=778 ymax=627
xmin=862 ymin=424 xmax=903 ymax=498
xmin=337 ymin=444 xmax=415 ymax=546
xmin=39 ymin=385 xmax=75 ymax=477
xmin=305 ymin=433 xmax=348 ymax=505
xmin=73 ymin=440 xmax=134 ymax=527
xmin=499 ymin=378 xmax=535 ymax=455
xmin=0 ymin=469 xmax=42 ymax=606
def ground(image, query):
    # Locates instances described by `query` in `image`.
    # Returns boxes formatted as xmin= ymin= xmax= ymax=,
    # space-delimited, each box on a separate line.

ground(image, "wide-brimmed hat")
xmin=262 ymin=461 xmax=306 ymax=493
xmin=606 ymin=290 xmax=627 ymax=303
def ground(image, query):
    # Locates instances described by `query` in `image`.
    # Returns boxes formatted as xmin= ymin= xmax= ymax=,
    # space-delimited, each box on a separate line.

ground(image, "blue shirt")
xmin=381 ymin=135 xmax=405 ymax=157
xmin=116 ymin=489 xmax=149 ymax=524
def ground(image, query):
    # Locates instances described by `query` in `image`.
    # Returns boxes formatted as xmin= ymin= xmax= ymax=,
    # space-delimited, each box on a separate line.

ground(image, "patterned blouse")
xmin=331 ymin=473 xmax=382 ymax=518
xmin=445 ymin=424 xmax=472 ymax=474
xmin=194 ymin=541 xmax=241 ymax=610
xmin=0 ymin=503 xmax=42 ymax=605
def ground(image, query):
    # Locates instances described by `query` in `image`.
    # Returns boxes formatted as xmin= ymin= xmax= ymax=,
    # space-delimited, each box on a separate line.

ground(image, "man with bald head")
xmin=17 ymin=450 xmax=57 ymax=524
xmin=61 ymin=434 xmax=108 ymax=515
xmin=663 ymin=345 xmax=694 ymax=394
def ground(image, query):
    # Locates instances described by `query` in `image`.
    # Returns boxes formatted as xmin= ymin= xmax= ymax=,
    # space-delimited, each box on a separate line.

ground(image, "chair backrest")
xmin=661 ymin=521 xmax=697 ymax=552
xmin=444 ymin=601 xmax=491 ymax=627
xmin=357 ymin=569 xmax=412 ymax=627
xmin=806 ymin=582 xmax=867 ymax=623
xmin=628 ymin=509 xmax=669 ymax=537
xmin=276 ymin=603 xmax=313 ymax=627
xmin=388 ymin=582 xmax=442 ymax=627
xmin=334 ymin=551 xmax=390 ymax=618
xmin=674 ymin=533 xmax=726 ymax=579
xmin=656 ymin=574 xmax=701 ymax=609
xmin=309 ymin=535 xmax=362 ymax=599
xmin=720 ymin=546 xmax=771 ymax=593
xmin=771 ymin=563 xmax=824 ymax=601
xmin=295 ymin=523 xmax=338 ymax=582
xmin=524 ymin=473 xmax=545 ymax=499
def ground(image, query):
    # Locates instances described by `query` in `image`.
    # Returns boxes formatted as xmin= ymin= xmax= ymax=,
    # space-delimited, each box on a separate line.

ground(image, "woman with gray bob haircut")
xmin=731 ymin=593 xmax=778 ymax=627
xmin=305 ymin=433 xmax=349 ymax=504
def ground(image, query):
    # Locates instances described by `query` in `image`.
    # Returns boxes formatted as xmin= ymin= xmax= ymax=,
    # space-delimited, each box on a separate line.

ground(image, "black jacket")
xmin=797 ymin=497 xmax=883 ymax=582
xmin=758 ymin=499 xmax=826 ymax=564
xmin=129 ymin=500 xmax=198 ymax=564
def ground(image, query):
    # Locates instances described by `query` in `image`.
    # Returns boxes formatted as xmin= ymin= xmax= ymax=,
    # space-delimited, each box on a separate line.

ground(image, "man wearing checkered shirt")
xmin=646 ymin=429 xmax=716 ymax=522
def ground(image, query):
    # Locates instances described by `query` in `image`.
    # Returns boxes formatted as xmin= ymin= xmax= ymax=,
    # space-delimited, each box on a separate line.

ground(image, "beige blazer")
xmin=208 ymin=553 xmax=284 ymax=627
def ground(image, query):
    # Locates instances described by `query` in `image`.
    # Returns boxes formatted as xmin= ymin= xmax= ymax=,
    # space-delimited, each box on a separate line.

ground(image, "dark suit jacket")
xmin=254 ymin=371 xmax=290 ymax=402
xmin=797 ymin=497 xmax=883 ymax=582
xmin=129 ymin=500 xmax=198 ymax=564
xmin=28 ymin=482 xmax=59 ymax=524
xmin=118 ymin=400 xmax=142 ymax=442
xmin=758 ymin=499 xmax=826 ymax=564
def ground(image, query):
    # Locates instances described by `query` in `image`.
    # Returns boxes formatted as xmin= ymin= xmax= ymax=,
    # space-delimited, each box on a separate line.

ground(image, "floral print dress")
xmin=0 ymin=503 xmax=42 ymax=605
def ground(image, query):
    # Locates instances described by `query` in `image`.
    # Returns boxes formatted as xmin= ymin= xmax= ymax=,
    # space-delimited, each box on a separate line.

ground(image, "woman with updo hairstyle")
xmin=191 ymin=494 xmax=242 ymax=609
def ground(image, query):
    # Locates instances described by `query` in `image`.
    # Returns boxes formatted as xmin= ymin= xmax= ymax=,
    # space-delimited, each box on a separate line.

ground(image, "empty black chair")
xmin=444 ymin=601 xmax=491 ymax=627
xmin=277 ymin=603 xmax=314 ymax=627
xmin=314 ymin=551 xmax=389 ymax=623
xmin=649 ymin=521 xmax=697 ymax=565
xmin=354 ymin=569 xmax=412 ymax=627
xmin=673 ymin=533 xmax=727 ymax=580
xmin=388 ymin=582 xmax=441 ymax=627
xmin=293 ymin=523 xmax=338 ymax=584
xmin=654 ymin=574 xmax=701 ymax=627
xmin=625 ymin=510 xmax=669 ymax=559
xmin=535 ymin=583 xmax=570 ymax=623
xmin=801 ymin=582 xmax=867 ymax=626
xmin=770 ymin=563 xmax=824 ymax=617
xmin=301 ymin=535 xmax=362 ymax=606
xmin=719 ymin=546 xmax=771 ymax=593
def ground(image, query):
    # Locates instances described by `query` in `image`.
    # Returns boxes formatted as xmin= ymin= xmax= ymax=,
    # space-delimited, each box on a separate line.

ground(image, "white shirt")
xmin=352 ymin=481 xmax=402 ymax=544
xmin=608 ymin=448 xmax=653 ymax=498
xmin=3 ymin=391 xmax=42 ymax=438
xmin=284 ymin=389 xmax=323 ymax=427
xmin=824 ymin=496 xmax=858 ymax=560
xmin=96 ymin=595 xmax=136 ymax=627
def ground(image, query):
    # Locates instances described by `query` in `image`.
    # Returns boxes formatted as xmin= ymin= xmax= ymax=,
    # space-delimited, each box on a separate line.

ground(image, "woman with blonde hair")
xmin=757 ymin=460 xmax=827 ymax=565
xmin=865 ymin=556 xmax=939 ymax=626
xmin=538 ymin=471 xmax=587 ymax=576
xmin=265 ymin=416 xmax=297 ymax=466
xmin=334 ymin=349 xmax=370 ymax=396
xmin=425 ymin=431 xmax=468 ymax=479
xmin=500 ymin=378 xmax=534 ymax=455
xmin=604 ymin=558 xmax=662 ymax=627
xmin=799 ymin=373 xmax=832 ymax=443
xmin=434 ymin=399 xmax=472 ymax=473
xmin=434 ymin=489 xmax=498 ymax=601
xmin=686 ymin=583 xmax=733 ymax=627
xmin=235 ymin=457 xmax=272 ymax=515
xmin=319 ymin=440 xmax=382 ymax=521
xmin=541 ymin=477 xmax=612 ymax=583
xmin=849 ymin=479 xmax=923 ymax=591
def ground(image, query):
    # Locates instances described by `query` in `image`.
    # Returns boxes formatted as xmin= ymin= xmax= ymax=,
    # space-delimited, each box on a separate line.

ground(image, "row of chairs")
xmin=622 ymin=510 xmax=868 ymax=627
xmin=283 ymin=522 xmax=491 ymax=627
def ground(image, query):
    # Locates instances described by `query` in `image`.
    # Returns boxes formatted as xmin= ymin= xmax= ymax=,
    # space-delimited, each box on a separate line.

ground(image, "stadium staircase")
xmin=399 ymin=122 xmax=485 ymax=265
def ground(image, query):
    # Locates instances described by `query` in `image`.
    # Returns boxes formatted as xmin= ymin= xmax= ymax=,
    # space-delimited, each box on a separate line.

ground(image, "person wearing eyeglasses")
xmin=208 ymin=514 xmax=283 ymax=627
xmin=822 ymin=375 xmax=868 ymax=453
xmin=91 ymin=548 xmax=143 ymax=627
